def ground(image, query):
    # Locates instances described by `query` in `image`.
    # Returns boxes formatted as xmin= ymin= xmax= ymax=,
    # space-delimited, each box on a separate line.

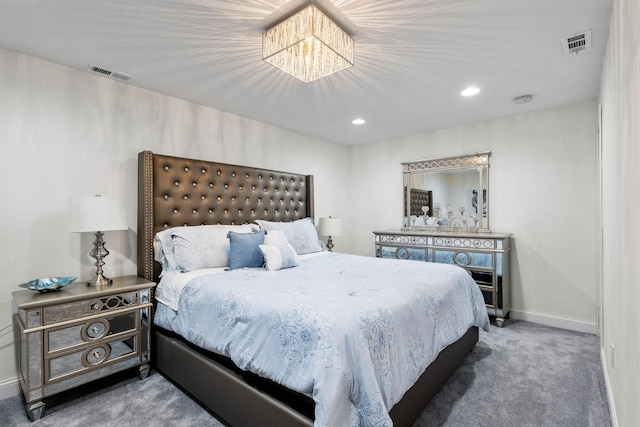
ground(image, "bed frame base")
xmin=155 ymin=329 xmax=313 ymax=426
xmin=154 ymin=326 xmax=478 ymax=427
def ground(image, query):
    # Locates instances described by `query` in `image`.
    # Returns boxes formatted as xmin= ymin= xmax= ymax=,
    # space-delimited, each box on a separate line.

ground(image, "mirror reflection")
xmin=402 ymin=152 xmax=490 ymax=232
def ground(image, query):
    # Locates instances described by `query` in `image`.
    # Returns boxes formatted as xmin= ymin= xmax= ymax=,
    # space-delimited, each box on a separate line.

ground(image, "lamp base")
xmin=326 ymin=236 xmax=335 ymax=252
xmin=86 ymin=273 xmax=113 ymax=287
xmin=87 ymin=231 xmax=113 ymax=287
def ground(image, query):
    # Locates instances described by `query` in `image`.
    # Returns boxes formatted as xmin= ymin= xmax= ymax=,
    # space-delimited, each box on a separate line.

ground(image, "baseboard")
xmin=509 ymin=309 xmax=597 ymax=334
xmin=600 ymin=348 xmax=618 ymax=427
xmin=0 ymin=376 xmax=20 ymax=400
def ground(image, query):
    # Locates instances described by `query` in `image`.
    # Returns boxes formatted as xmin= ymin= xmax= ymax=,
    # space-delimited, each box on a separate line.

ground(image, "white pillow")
xmin=264 ymin=229 xmax=289 ymax=246
xmin=255 ymin=218 xmax=323 ymax=255
xmin=154 ymin=224 xmax=258 ymax=272
xmin=259 ymin=244 xmax=299 ymax=271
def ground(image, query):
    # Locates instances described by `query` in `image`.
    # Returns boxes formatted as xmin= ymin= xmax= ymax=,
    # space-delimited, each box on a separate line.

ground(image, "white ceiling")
xmin=0 ymin=0 xmax=612 ymax=145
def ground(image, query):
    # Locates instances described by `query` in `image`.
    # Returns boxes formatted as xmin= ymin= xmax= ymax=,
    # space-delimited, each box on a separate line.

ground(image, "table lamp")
xmin=318 ymin=216 xmax=342 ymax=252
xmin=69 ymin=195 xmax=128 ymax=287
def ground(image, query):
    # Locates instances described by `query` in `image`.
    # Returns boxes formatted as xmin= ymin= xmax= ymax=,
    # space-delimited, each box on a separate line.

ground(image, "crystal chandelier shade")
xmin=262 ymin=5 xmax=354 ymax=83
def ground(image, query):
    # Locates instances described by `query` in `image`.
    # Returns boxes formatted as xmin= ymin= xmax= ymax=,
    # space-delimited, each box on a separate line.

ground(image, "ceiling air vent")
xmin=87 ymin=63 xmax=135 ymax=82
xmin=562 ymin=30 xmax=592 ymax=55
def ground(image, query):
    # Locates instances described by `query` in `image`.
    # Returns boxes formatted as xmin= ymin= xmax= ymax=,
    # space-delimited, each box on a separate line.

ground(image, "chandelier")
xmin=262 ymin=4 xmax=354 ymax=83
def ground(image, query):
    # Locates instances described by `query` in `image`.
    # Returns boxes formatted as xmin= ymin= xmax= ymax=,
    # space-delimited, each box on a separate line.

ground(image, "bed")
xmin=136 ymin=150 xmax=489 ymax=427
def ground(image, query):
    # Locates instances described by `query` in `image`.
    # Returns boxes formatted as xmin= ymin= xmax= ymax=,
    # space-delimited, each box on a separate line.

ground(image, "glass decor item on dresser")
xmin=403 ymin=152 xmax=490 ymax=232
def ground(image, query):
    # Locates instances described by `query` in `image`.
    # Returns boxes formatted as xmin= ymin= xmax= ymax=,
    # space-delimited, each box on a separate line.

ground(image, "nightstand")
xmin=12 ymin=275 xmax=156 ymax=421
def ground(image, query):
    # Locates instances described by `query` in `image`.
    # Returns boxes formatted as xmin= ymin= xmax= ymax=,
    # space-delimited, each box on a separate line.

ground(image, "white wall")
xmin=346 ymin=101 xmax=599 ymax=332
xmin=0 ymin=47 xmax=350 ymax=389
xmin=599 ymin=0 xmax=640 ymax=424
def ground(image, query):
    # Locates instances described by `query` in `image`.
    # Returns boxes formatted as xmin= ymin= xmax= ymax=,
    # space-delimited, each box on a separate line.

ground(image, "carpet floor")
xmin=0 ymin=320 xmax=610 ymax=426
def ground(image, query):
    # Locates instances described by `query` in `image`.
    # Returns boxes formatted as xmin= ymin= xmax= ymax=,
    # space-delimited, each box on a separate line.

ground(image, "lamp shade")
xmin=318 ymin=217 xmax=342 ymax=237
xmin=69 ymin=195 xmax=128 ymax=232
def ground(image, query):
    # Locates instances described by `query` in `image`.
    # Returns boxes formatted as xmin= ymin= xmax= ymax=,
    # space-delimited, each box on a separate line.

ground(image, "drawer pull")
xmin=453 ymin=251 xmax=472 ymax=266
xmin=82 ymin=319 xmax=109 ymax=340
xmin=82 ymin=344 xmax=111 ymax=367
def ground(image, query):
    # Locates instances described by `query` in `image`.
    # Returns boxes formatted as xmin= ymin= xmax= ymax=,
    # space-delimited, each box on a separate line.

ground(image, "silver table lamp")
xmin=318 ymin=216 xmax=342 ymax=252
xmin=69 ymin=195 xmax=128 ymax=287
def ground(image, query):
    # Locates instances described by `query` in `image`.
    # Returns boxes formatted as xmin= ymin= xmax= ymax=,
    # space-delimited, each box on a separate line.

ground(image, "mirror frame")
xmin=402 ymin=151 xmax=491 ymax=233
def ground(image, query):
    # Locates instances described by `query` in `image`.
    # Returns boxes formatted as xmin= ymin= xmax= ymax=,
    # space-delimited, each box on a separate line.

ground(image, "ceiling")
xmin=0 ymin=0 xmax=612 ymax=145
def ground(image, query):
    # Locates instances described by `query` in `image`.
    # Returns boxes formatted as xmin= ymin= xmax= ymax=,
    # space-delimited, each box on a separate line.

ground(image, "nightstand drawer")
xmin=46 ymin=332 xmax=140 ymax=384
xmin=46 ymin=311 xmax=139 ymax=354
xmin=43 ymin=291 xmax=140 ymax=325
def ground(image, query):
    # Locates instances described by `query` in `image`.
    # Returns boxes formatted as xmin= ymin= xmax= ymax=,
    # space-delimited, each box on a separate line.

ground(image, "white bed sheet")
xmin=155 ymin=267 xmax=226 ymax=311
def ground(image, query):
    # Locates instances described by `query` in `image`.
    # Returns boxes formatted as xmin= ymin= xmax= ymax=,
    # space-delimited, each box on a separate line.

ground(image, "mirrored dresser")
xmin=12 ymin=275 xmax=155 ymax=421
xmin=378 ymin=152 xmax=512 ymax=326
xmin=374 ymin=230 xmax=511 ymax=326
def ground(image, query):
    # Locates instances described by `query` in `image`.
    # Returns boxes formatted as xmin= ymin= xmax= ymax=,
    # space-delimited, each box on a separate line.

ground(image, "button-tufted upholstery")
xmin=404 ymin=188 xmax=433 ymax=217
xmin=137 ymin=151 xmax=314 ymax=282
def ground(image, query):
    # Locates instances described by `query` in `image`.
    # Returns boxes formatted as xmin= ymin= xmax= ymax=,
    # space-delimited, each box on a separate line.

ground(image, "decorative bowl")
xmin=18 ymin=276 xmax=77 ymax=292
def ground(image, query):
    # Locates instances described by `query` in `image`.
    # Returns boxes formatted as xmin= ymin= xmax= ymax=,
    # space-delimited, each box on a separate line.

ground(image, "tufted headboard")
xmin=137 ymin=150 xmax=314 ymax=282
xmin=404 ymin=188 xmax=433 ymax=217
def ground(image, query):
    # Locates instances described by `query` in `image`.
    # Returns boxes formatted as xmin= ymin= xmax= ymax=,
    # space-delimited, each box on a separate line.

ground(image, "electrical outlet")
xmin=610 ymin=343 xmax=615 ymax=368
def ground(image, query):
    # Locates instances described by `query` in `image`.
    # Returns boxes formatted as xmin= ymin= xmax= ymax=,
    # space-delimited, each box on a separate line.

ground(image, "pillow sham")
xmin=228 ymin=230 xmax=267 ymax=270
xmin=259 ymin=243 xmax=299 ymax=271
xmin=154 ymin=231 xmax=179 ymax=272
xmin=154 ymin=224 xmax=258 ymax=272
xmin=254 ymin=218 xmax=322 ymax=255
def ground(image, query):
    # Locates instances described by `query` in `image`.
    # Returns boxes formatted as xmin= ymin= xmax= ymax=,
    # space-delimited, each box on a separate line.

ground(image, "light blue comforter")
xmin=154 ymin=252 xmax=489 ymax=427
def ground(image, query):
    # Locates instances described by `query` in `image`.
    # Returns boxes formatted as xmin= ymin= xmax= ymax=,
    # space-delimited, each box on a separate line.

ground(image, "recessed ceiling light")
xmin=460 ymin=86 xmax=480 ymax=97
xmin=352 ymin=118 xmax=366 ymax=125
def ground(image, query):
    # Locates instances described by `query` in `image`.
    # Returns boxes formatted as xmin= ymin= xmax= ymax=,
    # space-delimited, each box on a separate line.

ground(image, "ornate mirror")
xmin=402 ymin=151 xmax=490 ymax=232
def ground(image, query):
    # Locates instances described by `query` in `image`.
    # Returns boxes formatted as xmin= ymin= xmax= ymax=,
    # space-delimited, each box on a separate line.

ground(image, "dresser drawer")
xmin=430 ymin=249 xmax=498 ymax=272
xmin=377 ymin=245 xmax=427 ymax=261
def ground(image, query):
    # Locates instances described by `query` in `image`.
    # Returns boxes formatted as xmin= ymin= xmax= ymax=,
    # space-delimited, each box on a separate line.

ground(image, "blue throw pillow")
xmin=228 ymin=230 xmax=266 ymax=270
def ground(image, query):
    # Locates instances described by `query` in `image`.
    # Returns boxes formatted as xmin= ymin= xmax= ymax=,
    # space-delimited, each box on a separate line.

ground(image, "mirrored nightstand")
xmin=12 ymin=275 xmax=156 ymax=421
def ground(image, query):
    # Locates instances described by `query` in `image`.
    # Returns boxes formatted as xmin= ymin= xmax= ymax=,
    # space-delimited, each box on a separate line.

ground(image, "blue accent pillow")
xmin=228 ymin=230 xmax=266 ymax=270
